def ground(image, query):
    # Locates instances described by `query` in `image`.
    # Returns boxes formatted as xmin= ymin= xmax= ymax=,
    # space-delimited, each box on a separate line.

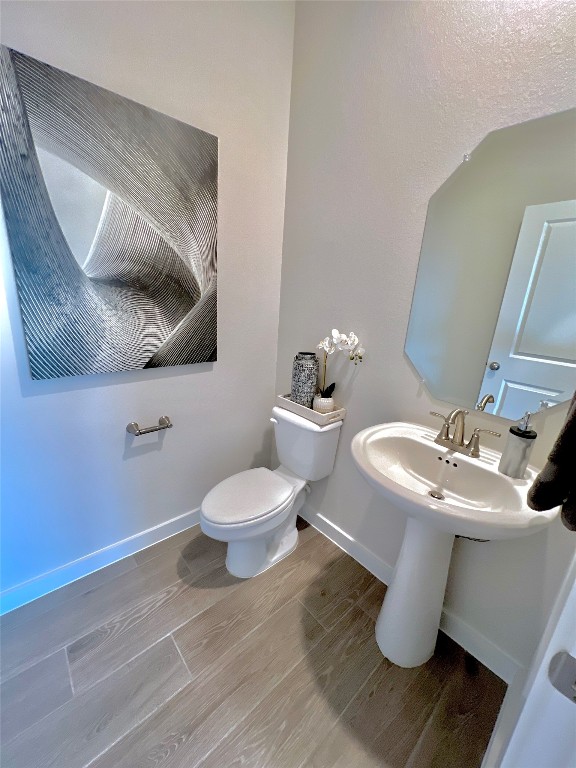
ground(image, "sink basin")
xmin=351 ymin=421 xmax=559 ymax=668
xmin=351 ymin=422 xmax=557 ymax=540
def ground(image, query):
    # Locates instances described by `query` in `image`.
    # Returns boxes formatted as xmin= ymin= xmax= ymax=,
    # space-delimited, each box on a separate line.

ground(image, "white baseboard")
xmin=301 ymin=508 xmax=522 ymax=684
xmin=0 ymin=508 xmax=200 ymax=615
xmin=440 ymin=608 xmax=521 ymax=684
xmin=300 ymin=510 xmax=394 ymax=585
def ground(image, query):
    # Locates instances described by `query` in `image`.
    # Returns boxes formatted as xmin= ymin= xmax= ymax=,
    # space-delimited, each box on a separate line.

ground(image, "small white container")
xmin=313 ymin=395 xmax=335 ymax=414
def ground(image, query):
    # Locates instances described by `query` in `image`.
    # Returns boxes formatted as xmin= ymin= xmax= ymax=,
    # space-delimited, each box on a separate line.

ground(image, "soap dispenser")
xmin=498 ymin=412 xmax=537 ymax=479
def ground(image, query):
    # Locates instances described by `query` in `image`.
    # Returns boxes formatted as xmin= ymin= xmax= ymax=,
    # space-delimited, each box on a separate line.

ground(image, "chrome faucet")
xmin=447 ymin=408 xmax=468 ymax=446
xmin=430 ymin=409 xmax=501 ymax=457
xmin=476 ymin=394 xmax=495 ymax=411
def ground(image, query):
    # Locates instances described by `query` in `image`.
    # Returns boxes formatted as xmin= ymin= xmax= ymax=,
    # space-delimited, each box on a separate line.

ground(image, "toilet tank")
xmin=271 ymin=406 xmax=343 ymax=481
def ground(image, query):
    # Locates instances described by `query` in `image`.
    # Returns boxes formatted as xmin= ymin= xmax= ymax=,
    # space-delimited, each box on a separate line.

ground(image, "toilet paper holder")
xmin=126 ymin=416 xmax=173 ymax=436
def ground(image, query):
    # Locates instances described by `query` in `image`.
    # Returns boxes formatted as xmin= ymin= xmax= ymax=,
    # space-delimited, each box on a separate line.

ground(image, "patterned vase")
xmin=291 ymin=352 xmax=319 ymax=408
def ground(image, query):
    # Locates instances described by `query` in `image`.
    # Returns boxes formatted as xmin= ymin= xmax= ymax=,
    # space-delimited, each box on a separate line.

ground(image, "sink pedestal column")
xmin=376 ymin=516 xmax=455 ymax=668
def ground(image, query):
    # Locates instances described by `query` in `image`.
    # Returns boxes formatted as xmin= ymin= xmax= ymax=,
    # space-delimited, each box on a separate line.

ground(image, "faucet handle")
xmin=430 ymin=411 xmax=451 ymax=440
xmin=473 ymin=428 xmax=501 ymax=437
xmin=466 ymin=427 xmax=502 ymax=458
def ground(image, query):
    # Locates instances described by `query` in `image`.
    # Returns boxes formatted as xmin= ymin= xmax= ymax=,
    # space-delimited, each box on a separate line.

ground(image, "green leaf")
xmin=320 ymin=382 xmax=336 ymax=398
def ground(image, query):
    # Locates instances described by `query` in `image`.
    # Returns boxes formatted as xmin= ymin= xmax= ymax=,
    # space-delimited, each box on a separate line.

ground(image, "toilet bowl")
xmin=201 ymin=466 xmax=307 ymax=577
xmin=200 ymin=406 xmax=342 ymax=578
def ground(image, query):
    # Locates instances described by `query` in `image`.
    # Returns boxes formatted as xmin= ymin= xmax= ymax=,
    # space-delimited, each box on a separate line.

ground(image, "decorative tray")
xmin=276 ymin=394 xmax=346 ymax=426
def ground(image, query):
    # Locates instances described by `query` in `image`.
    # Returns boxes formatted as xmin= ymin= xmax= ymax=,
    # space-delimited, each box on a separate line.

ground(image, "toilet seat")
xmin=201 ymin=467 xmax=295 ymax=526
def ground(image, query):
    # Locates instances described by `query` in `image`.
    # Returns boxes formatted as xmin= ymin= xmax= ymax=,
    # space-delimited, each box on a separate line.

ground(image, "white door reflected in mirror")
xmin=481 ymin=200 xmax=576 ymax=418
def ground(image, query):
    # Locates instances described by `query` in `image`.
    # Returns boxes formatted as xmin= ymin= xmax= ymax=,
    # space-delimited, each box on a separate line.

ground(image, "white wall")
xmin=277 ymin=0 xmax=576 ymax=678
xmin=0 ymin=1 xmax=295 ymax=610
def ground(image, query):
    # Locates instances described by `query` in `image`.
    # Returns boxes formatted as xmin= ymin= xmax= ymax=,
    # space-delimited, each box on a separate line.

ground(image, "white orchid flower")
xmin=339 ymin=332 xmax=358 ymax=351
xmin=316 ymin=326 xmax=366 ymax=391
xmin=317 ymin=336 xmax=336 ymax=354
xmin=330 ymin=329 xmax=346 ymax=348
xmin=332 ymin=329 xmax=353 ymax=351
xmin=350 ymin=344 xmax=365 ymax=364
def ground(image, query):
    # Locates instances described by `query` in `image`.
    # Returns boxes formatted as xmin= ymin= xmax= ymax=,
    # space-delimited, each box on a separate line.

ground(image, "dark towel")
xmin=528 ymin=390 xmax=576 ymax=530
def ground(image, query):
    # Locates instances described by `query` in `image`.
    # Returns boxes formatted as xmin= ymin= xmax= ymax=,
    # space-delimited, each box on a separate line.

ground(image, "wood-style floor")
xmin=0 ymin=522 xmax=506 ymax=768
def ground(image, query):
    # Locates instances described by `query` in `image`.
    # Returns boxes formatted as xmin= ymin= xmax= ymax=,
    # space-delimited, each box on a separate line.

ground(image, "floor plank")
xmin=322 ymin=634 xmax=504 ymax=768
xmin=399 ymin=646 xmax=506 ymax=768
xmin=169 ymin=527 xmax=228 ymax=580
xmin=91 ymin=599 xmax=326 ymax=768
xmin=0 ymin=556 xmax=138 ymax=633
xmin=133 ymin=526 xmax=202 ymax=565
xmin=1 ymin=636 xmax=190 ymax=768
xmin=366 ymin=651 xmax=455 ymax=766
xmin=196 ymin=606 xmax=383 ymax=768
xmin=0 ymin=650 xmax=73 ymax=744
xmin=357 ymin=575 xmax=387 ymax=620
xmin=303 ymin=638 xmax=461 ymax=768
xmin=173 ymin=533 xmax=342 ymax=676
xmin=303 ymin=659 xmax=409 ymax=768
xmin=0 ymin=533 xmax=218 ymax=681
xmin=67 ymin=562 xmax=242 ymax=692
xmin=297 ymin=553 xmax=377 ymax=630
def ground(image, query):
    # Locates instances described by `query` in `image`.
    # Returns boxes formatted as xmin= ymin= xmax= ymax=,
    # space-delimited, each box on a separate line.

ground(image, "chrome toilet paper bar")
xmin=126 ymin=416 xmax=173 ymax=436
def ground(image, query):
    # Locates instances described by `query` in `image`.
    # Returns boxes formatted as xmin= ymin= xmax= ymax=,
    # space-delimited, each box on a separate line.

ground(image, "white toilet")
xmin=200 ymin=406 xmax=343 ymax=578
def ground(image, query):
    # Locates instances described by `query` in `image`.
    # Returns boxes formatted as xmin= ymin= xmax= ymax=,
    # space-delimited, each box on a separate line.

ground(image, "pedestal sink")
xmin=351 ymin=422 xmax=559 ymax=668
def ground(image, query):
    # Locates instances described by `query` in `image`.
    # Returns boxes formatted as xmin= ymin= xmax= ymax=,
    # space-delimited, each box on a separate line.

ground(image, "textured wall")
xmin=1 ymin=1 xmax=294 ymax=600
xmin=278 ymin=0 xmax=576 ymax=674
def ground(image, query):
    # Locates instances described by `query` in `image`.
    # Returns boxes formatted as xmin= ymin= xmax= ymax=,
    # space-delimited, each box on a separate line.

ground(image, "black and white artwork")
xmin=0 ymin=46 xmax=218 ymax=379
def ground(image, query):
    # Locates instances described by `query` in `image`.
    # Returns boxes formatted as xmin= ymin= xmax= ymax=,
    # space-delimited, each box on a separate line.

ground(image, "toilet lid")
xmin=201 ymin=468 xmax=295 ymax=525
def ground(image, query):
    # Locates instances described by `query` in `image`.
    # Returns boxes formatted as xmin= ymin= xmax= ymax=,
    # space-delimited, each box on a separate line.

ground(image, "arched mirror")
xmin=405 ymin=109 xmax=576 ymax=420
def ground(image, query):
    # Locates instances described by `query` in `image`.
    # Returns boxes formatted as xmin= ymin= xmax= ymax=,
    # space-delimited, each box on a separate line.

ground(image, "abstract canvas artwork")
xmin=0 ymin=46 xmax=218 ymax=379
